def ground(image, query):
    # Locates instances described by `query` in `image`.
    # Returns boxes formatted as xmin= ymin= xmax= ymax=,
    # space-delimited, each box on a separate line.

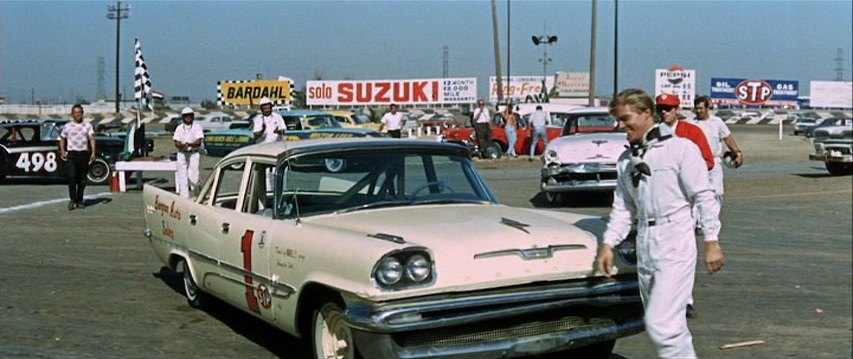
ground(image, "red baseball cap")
xmin=655 ymin=93 xmax=681 ymax=107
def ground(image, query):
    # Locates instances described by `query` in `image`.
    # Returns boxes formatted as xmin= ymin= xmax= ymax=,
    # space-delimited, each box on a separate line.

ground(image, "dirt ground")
xmin=0 ymin=125 xmax=850 ymax=358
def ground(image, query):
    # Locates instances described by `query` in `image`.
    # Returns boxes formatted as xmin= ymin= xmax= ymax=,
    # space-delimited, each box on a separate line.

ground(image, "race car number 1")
xmin=16 ymin=152 xmax=58 ymax=173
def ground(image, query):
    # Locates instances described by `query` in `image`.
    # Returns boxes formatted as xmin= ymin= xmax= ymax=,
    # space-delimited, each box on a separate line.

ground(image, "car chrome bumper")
xmin=540 ymin=165 xmax=617 ymax=192
xmin=344 ymin=276 xmax=644 ymax=359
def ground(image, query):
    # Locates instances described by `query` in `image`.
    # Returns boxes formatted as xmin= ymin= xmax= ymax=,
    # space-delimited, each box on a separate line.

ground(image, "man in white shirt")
xmin=692 ymin=95 xmax=744 ymax=203
xmin=471 ymin=99 xmax=492 ymax=157
xmin=173 ymin=107 xmax=205 ymax=198
xmin=253 ymin=97 xmax=286 ymax=144
xmin=59 ymin=104 xmax=96 ymax=210
xmin=527 ymin=105 xmax=549 ymax=160
xmin=379 ymin=103 xmax=405 ymax=138
xmin=597 ymin=89 xmax=725 ymax=359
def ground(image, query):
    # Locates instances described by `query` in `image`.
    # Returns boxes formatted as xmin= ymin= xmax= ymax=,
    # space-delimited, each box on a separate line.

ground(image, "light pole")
xmin=107 ymin=0 xmax=130 ymax=117
xmin=532 ymin=34 xmax=557 ymax=91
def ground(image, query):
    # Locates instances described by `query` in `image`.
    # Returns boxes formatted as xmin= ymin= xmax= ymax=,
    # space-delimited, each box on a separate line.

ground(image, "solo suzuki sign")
xmin=306 ymin=78 xmax=477 ymax=106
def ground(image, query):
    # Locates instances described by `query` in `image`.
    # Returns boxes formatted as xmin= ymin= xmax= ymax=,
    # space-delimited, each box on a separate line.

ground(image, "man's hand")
xmin=734 ymin=151 xmax=744 ymax=168
xmin=89 ymin=153 xmax=96 ymax=164
xmin=704 ymin=241 xmax=725 ymax=274
xmin=596 ymin=244 xmax=614 ymax=277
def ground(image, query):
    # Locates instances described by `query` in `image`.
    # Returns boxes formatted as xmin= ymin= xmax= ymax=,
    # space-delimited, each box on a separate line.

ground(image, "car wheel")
xmin=312 ymin=301 xmax=360 ymax=359
xmin=481 ymin=141 xmax=502 ymax=160
xmin=86 ymin=157 xmax=111 ymax=185
xmin=826 ymin=162 xmax=852 ymax=176
xmin=178 ymin=260 xmax=208 ymax=309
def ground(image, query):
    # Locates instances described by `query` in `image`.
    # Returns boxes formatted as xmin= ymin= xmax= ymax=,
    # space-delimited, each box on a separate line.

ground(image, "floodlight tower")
xmin=532 ymin=33 xmax=558 ymax=83
xmin=107 ymin=0 xmax=130 ymax=116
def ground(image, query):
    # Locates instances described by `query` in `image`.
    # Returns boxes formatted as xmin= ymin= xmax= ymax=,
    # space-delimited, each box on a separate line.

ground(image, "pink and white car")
xmin=540 ymin=107 xmax=625 ymax=205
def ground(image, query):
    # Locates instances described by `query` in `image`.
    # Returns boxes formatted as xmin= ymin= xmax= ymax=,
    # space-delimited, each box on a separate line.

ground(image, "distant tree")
xmin=200 ymin=99 xmax=218 ymax=109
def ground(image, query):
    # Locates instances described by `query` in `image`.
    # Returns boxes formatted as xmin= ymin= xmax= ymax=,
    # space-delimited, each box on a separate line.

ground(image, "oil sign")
xmin=217 ymin=80 xmax=292 ymax=106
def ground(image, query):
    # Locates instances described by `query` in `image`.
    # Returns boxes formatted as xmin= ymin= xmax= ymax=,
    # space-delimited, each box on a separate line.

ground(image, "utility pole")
xmin=506 ymin=0 xmax=511 ymax=104
xmin=490 ymin=0 xmax=504 ymax=104
xmin=588 ymin=0 xmax=597 ymax=106
xmin=613 ymin=0 xmax=618 ymax=98
xmin=442 ymin=46 xmax=449 ymax=78
xmin=107 ymin=0 xmax=130 ymax=117
xmin=835 ymin=48 xmax=845 ymax=81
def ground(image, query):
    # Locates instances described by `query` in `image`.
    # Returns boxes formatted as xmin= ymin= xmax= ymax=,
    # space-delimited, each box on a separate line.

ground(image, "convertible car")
xmin=142 ymin=138 xmax=642 ymax=359
xmin=0 ymin=119 xmax=136 ymax=184
xmin=540 ymin=107 xmax=625 ymax=205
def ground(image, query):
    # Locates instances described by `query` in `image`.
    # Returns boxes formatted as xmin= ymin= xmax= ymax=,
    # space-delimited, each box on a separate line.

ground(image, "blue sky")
xmin=1 ymin=0 xmax=851 ymax=104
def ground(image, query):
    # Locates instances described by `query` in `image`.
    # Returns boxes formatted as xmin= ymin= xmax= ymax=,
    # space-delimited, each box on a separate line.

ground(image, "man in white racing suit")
xmin=596 ymin=89 xmax=726 ymax=359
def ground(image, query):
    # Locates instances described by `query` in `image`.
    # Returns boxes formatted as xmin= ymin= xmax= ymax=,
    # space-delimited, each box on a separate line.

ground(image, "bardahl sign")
xmin=217 ymin=80 xmax=292 ymax=106
xmin=306 ymin=78 xmax=477 ymax=106
xmin=711 ymin=78 xmax=798 ymax=107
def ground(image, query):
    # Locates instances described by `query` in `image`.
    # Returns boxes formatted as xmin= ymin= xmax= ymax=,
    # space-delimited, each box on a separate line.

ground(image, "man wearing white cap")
xmin=253 ymin=97 xmax=286 ymax=143
xmin=172 ymin=107 xmax=204 ymax=198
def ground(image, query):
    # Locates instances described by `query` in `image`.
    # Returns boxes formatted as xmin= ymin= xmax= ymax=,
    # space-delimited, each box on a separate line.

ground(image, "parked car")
xmin=203 ymin=126 xmax=383 ymax=157
xmin=805 ymin=116 xmax=851 ymax=138
xmin=808 ymin=118 xmax=853 ymax=175
xmin=540 ymin=107 xmax=624 ymax=205
xmin=143 ymin=138 xmax=643 ymax=359
xmin=713 ymin=109 xmax=736 ymax=121
xmin=279 ymin=109 xmax=340 ymax=131
xmin=792 ymin=116 xmax=820 ymax=135
xmin=0 ymin=119 xmax=129 ymax=184
xmin=193 ymin=112 xmax=247 ymax=133
xmin=441 ymin=111 xmax=564 ymax=159
xmin=327 ymin=110 xmax=381 ymax=131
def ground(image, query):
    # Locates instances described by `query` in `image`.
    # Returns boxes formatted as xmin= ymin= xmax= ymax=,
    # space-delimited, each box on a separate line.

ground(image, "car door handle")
xmin=221 ymin=222 xmax=230 ymax=234
xmin=188 ymin=214 xmax=197 ymax=226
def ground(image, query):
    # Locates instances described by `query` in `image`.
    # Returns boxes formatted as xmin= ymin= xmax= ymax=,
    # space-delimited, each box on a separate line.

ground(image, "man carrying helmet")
xmin=253 ymin=97 xmax=286 ymax=144
xmin=172 ymin=107 xmax=204 ymax=198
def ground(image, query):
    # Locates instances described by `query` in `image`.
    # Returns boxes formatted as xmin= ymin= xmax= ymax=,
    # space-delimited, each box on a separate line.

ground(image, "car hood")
xmin=544 ymin=132 xmax=626 ymax=164
xmin=304 ymin=204 xmax=606 ymax=296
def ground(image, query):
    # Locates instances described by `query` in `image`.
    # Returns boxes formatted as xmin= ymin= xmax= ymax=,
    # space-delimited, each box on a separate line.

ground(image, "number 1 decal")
xmin=241 ymin=229 xmax=261 ymax=313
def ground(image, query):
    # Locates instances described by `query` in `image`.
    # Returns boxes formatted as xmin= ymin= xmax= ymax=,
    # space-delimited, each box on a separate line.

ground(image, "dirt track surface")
xmin=1 ymin=125 xmax=850 ymax=358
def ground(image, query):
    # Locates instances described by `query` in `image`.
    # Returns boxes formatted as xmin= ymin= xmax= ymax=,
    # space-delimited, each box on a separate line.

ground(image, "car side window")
xmin=212 ymin=161 xmax=246 ymax=210
xmin=244 ymin=162 xmax=275 ymax=216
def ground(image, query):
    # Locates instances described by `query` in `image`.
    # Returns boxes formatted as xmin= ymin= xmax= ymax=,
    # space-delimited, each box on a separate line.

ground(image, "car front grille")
xmin=554 ymin=171 xmax=617 ymax=182
xmin=393 ymin=303 xmax=642 ymax=350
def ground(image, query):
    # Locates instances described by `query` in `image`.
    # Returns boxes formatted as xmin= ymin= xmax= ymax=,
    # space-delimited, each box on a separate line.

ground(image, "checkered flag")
xmin=134 ymin=38 xmax=152 ymax=110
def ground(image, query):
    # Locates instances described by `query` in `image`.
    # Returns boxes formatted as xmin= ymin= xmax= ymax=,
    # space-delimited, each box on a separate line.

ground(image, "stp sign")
xmin=736 ymin=80 xmax=773 ymax=105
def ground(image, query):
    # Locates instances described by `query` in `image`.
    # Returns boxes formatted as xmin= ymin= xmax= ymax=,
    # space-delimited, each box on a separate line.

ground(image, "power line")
xmin=107 ymin=0 xmax=130 ymax=115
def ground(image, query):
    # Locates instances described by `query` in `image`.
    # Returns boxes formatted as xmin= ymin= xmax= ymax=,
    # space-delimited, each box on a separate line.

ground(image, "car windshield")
xmin=278 ymin=149 xmax=494 ymax=218
xmin=42 ymin=122 xmax=63 ymax=141
xmin=305 ymin=115 xmax=340 ymax=129
xmin=353 ymin=114 xmax=371 ymax=125
xmin=562 ymin=114 xmax=618 ymax=136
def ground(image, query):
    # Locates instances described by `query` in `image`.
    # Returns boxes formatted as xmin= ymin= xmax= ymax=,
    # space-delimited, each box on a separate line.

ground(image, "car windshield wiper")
xmin=335 ymin=200 xmax=413 ymax=214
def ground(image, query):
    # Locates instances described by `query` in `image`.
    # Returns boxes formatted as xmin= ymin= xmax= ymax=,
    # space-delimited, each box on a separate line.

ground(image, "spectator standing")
xmin=471 ymin=99 xmax=493 ymax=154
xmin=379 ymin=103 xmax=406 ymax=138
xmin=597 ymin=89 xmax=724 ymax=359
xmin=656 ymin=94 xmax=714 ymax=171
xmin=173 ymin=107 xmax=204 ymax=198
xmin=527 ymin=105 xmax=549 ymax=160
xmin=58 ymin=104 xmax=96 ymax=210
xmin=253 ymin=97 xmax=286 ymax=144
xmin=691 ymin=95 xmax=743 ymax=211
xmin=501 ymin=105 xmax=520 ymax=157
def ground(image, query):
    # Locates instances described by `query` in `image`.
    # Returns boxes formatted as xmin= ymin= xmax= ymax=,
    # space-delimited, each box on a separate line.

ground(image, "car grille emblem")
xmin=592 ymin=139 xmax=608 ymax=146
xmin=474 ymin=244 xmax=587 ymax=260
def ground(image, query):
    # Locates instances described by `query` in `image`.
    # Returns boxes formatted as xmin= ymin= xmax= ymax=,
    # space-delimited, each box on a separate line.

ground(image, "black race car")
xmin=0 ymin=119 xmax=142 ymax=184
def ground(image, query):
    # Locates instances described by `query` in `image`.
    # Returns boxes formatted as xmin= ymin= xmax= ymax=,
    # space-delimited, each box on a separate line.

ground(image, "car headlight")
xmin=545 ymin=149 xmax=558 ymax=161
xmin=373 ymin=250 xmax=434 ymax=290
xmin=375 ymin=257 xmax=403 ymax=286
xmin=405 ymin=255 xmax=430 ymax=282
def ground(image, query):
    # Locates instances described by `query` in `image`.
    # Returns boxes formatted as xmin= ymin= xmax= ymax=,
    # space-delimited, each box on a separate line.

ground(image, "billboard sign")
xmin=217 ymin=80 xmax=292 ymax=106
xmin=488 ymin=76 xmax=554 ymax=103
xmin=655 ymin=68 xmax=696 ymax=108
xmin=710 ymin=78 xmax=799 ymax=107
xmin=306 ymin=78 xmax=477 ymax=106
xmin=555 ymin=72 xmax=590 ymax=98
xmin=809 ymin=81 xmax=853 ymax=109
